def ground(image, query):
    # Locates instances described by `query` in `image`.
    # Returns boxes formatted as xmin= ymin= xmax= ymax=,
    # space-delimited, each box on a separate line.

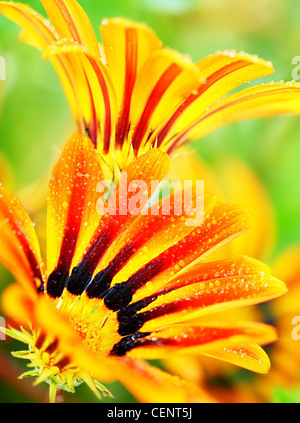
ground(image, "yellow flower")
xmin=0 ymin=132 xmax=286 ymax=402
xmin=1 ymin=0 xmax=300 ymax=172
xmin=0 ymin=0 xmax=296 ymax=403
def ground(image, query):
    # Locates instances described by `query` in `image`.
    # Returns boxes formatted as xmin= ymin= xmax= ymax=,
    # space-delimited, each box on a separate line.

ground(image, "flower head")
xmin=1 ymin=0 xmax=300 ymax=172
xmin=0 ymin=131 xmax=287 ymax=402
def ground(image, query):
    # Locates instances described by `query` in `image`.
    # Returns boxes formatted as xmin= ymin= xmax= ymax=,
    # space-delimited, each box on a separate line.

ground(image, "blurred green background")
xmin=0 ymin=0 xmax=300 ymax=403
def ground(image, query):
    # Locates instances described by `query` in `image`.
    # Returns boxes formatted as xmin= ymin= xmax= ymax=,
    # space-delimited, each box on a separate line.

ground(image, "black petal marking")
xmin=117 ymin=287 xmax=177 ymax=335
xmin=47 ymin=268 xmax=70 ymax=298
xmin=66 ymin=229 xmax=112 ymax=295
xmin=110 ymin=332 xmax=151 ymax=356
xmin=103 ymin=257 xmax=166 ymax=311
xmin=86 ymin=241 xmax=138 ymax=299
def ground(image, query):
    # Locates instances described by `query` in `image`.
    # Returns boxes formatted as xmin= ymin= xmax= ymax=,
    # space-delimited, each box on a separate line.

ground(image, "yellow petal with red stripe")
xmin=40 ymin=0 xmax=100 ymax=57
xmin=128 ymin=48 xmax=203 ymax=155
xmin=184 ymin=82 xmax=300 ymax=142
xmin=196 ymin=50 xmax=273 ymax=80
xmin=0 ymin=2 xmax=57 ymax=50
xmin=0 ymin=184 xmax=43 ymax=294
xmin=100 ymin=18 xmax=162 ymax=158
xmin=156 ymin=50 xmax=274 ymax=151
xmin=44 ymin=40 xmax=117 ymax=156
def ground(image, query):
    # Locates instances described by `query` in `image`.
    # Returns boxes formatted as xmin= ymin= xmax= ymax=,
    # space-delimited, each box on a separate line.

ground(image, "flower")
xmin=1 ymin=0 xmax=300 ymax=172
xmin=0 ymin=131 xmax=286 ymax=402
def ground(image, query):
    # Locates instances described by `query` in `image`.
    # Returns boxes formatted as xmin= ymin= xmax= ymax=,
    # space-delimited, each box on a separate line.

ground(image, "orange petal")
xmin=0 ymin=184 xmax=43 ymax=294
xmin=110 ymin=358 xmax=215 ymax=403
xmin=115 ymin=256 xmax=286 ymax=334
xmin=272 ymin=245 xmax=300 ymax=289
xmin=114 ymin=322 xmax=276 ymax=374
xmin=128 ymin=201 xmax=254 ymax=303
xmin=46 ymin=132 xmax=104 ymax=297
xmin=47 ymin=148 xmax=170 ymax=301
xmin=90 ymin=189 xmax=216 ymax=293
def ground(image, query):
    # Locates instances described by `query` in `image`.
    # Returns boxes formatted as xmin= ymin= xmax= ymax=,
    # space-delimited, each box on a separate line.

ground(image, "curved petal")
xmin=111 ymin=358 xmax=215 ymax=403
xmin=156 ymin=50 xmax=274 ymax=150
xmin=0 ymin=2 xmax=57 ymax=51
xmin=0 ymin=184 xmax=43 ymax=294
xmin=40 ymin=0 xmax=100 ymax=57
xmin=200 ymin=343 xmax=272 ymax=374
xmin=115 ymin=256 xmax=286 ymax=335
xmin=128 ymin=49 xmax=203 ymax=155
xmin=44 ymin=40 xmax=118 ymax=156
xmin=179 ymin=82 xmax=300 ymax=146
xmin=0 ymin=2 xmax=89 ymax=128
xmin=111 ymin=322 xmax=277 ymax=374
